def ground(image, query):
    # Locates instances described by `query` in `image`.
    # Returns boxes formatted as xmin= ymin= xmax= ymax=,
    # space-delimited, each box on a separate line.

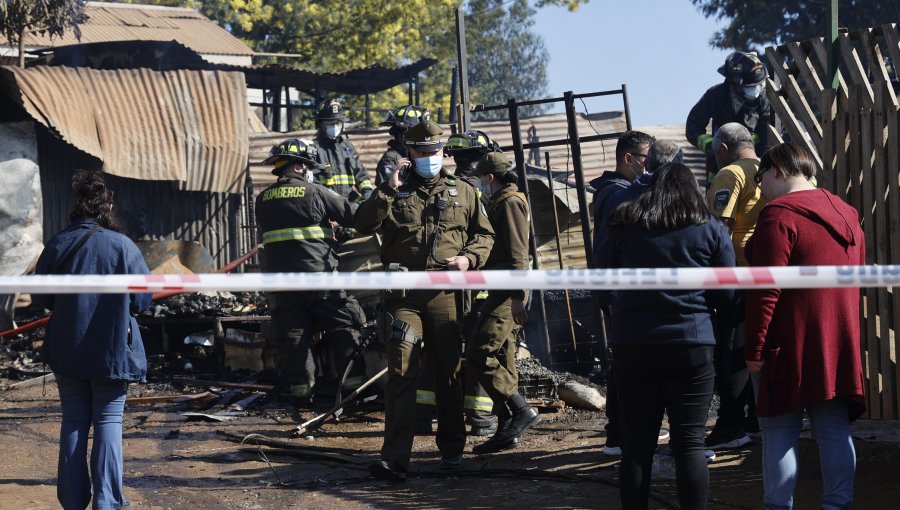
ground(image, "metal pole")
xmin=455 ymin=8 xmax=471 ymax=130
xmin=449 ymin=67 xmax=458 ymax=125
xmin=365 ymin=85 xmax=371 ymax=128
xmin=826 ymin=0 xmax=839 ymax=90
xmin=621 ymin=84 xmax=633 ymax=131
xmin=285 ymin=86 xmax=293 ymax=131
xmin=508 ymin=98 xmax=551 ymax=362
xmin=563 ymin=91 xmax=593 ymax=263
xmin=545 ymin=152 xmax=578 ymax=356
xmin=414 ymin=74 xmax=421 ymax=106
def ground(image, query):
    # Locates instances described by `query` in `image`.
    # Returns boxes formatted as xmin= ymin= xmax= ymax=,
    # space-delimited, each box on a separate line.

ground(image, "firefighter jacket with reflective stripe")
xmin=255 ymin=174 xmax=357 ymax=273
xmin=354 ymin=173 xmax=495 ymax=271
xmin=313 ymin=132 xmax=373 ymax=198
xmin=484 ymin=183 xmax=530 ymax=300
xmin=685 ymin=82 xmax=771 ymax=155
xmin=375 ymin=139 xmax=406 ymax=186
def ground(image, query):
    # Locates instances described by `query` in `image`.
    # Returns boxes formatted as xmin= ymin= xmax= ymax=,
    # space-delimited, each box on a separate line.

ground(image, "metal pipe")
xmin=455 ymin=8 xmax=471 ymax=130
xmin=563 ymin=91 xmax=594 ymax=264
xmin=621 ymin=84 xmax=633 ymax=131
xmin=545 ymin=152 xmax=578 ymax=356
xmin=507 ymin=98 xmax=551 ymax=362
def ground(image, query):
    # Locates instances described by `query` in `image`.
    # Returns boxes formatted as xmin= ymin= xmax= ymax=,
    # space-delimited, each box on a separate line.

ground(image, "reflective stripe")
xmin=464 ymin=395 xmax=494 ymax=412
xmin=751 ymin=133 xmax=761 ymax=145
xmin=319 ymin=174 xmax=355 ymax=186
xmin=261 ymin=226 xmax=333 ymax=245
xmin=475 ymin=291 xmax=489 ymax=300
xmin=697 ymin=133 xmax=714 ymax=152
xmin=342 ymin=376 xmax=364 ymax=390
xmin=290 ymin=384 xmax=314 ymax=397
xmin=416 ymin=390 xmax=436 ymax=406
xmin=357 ymin=179 xmax=374 ymax=191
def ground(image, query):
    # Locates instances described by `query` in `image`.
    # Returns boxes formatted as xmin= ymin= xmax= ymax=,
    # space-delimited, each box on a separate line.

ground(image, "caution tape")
xmin=1 ymin=266 xmax=899 ymax=294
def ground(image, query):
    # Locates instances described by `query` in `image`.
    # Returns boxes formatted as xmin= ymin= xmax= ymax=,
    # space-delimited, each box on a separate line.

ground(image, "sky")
xmin=533 ymin=0 xmax=734 ymax=127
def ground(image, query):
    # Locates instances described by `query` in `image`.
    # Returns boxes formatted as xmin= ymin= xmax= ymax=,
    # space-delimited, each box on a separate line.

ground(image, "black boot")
xmin=369 ymin=459 xmax=408 ymax=482
xmin=472 ymin=415 xmax=520 ymax=455
xmin=503 ymin=393 xmax=541 ymax=439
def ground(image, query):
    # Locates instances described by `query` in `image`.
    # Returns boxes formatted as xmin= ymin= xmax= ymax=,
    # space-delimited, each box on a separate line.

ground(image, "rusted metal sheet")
xmin=9 ymin=3 xmax=253 ymax=57
xmin=3 ymin=66 xmax=248 ymax=194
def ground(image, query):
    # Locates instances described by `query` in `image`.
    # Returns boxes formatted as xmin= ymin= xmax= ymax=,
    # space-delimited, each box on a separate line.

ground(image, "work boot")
xmin=472 ymin=415 xmax=519 ymax=455
xmin=505 ymin=393 xmax=541 ymax=438
xmin=469 ymin=419 xmax=498 ymax=437
xmin=369 ymin=459 xmax=407 ymax=483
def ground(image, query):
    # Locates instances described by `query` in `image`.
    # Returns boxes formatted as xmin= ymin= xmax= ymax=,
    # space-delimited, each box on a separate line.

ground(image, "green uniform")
xmin=355 ymin=172 xmax=494 ymax=468
xmin=466 ymin=182 xmax=530 ymax=411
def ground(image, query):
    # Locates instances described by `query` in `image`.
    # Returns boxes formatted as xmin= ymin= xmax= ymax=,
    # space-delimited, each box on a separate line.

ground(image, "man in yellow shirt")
xmin=704 ymin=122 xmax=765 ymax=450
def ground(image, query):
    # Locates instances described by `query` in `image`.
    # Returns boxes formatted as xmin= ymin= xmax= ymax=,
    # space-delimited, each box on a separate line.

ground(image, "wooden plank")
xmin=887 ymin=98 xmax=900 ymax=418
xmin=877 ymin=23 xmax=900 ymax=96
xmin=808 ymin=37 xmax=850 ymax=105
xmin=865 ymin=29 xmax=899 ymax=107
xmin=765 ymin=47 xmax=824 ymax=149
xmin=767 ymin=87 xmax=824 ymax=171
xmin=834 ymin=90 xmax=850 ymax=201
xmin=821 ymin=88 xmax=837 ymax=193
xmin=838 ymin=33 xmax=876 ymax=107
xmin=788 ymin=41 xmax=827 ymax=97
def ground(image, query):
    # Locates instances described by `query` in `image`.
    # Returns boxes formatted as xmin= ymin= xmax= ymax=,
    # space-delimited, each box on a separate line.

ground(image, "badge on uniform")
xmin=344 ymin=145 xmax=353 ymax=156
xmin=448 ymin=188 xmax=458 ymax=197
xmin=397 ymin=191 xmax=412 ymax=199
xmin=713 ymin=189 xmax=731 ymax=211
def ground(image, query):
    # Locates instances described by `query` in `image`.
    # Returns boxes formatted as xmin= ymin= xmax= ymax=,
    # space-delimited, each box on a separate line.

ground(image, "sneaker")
xmin=369 ymin=459 xmax=407 ymax=482
xmin=705 ymin=428 xmax=752 ymax=450
xmin=439 ymin=454 xmax=463 ymax=470
xmin=657 ymin=428 xmax=670 ymax=441
xmin=602 ymin=445 xmax=622 ymax=456
xmin=705 ymin=449 xmax=716 ymax=463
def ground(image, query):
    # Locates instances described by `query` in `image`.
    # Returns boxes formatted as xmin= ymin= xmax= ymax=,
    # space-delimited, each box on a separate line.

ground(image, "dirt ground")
xmin=1 ymin=381 xmax=899 ymax=510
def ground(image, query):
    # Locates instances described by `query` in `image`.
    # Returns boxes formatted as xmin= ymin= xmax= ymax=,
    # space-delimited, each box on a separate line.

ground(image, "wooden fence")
xmin=765 ymin=23 xmax=900 ymax=419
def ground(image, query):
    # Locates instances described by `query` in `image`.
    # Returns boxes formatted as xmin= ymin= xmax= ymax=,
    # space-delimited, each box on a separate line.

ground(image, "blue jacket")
xmin=589 ymin=171 xmax=631 ymax=267
xmin=34 ymin=219 xmax=152 ymax=382
xmin=596 ymin=218 xmax=736 ymax=346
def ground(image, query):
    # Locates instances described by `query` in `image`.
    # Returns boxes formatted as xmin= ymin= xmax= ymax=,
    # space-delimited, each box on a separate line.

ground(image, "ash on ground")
xmin=143 ymin=292 xmax=268 ymax=318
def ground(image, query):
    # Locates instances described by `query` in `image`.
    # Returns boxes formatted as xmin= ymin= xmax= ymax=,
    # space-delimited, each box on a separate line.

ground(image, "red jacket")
xmin=745 ymin=188 xmax=866 ymax=419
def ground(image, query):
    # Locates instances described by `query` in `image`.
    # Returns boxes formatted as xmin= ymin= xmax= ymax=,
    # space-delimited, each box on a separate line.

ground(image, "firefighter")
xmin=356 ymin=120 xmax=495 ymax=482
xmin=466 ymin=152 xmax=541 ymax=454
xmin=255 ymin=139 xmax=367 ymax=405
xmin=312 ymin=98 xmax=374 ymax=201
xmin=686 ymin=51 xmax=771 ymax=182
xmin=375 ymin=105 xmax=430 ymax=186
xmin=444 ymin=128 xmax=506 ymax=436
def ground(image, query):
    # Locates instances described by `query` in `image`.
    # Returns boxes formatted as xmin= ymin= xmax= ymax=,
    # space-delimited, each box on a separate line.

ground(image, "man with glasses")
xmin=704 ymin=122 xmax=766 ymax=451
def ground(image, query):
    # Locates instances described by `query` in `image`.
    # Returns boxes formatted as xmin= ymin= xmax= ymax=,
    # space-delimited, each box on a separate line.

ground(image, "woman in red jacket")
xmin=745 ymin=143 xmax=865 ymax=510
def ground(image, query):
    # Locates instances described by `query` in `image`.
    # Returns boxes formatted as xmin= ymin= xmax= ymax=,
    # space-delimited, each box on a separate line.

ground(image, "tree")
xmin=0 ymin=0 xmax=88 ymax=67
xmin=691 ymin=0 xmax=900 ymax=51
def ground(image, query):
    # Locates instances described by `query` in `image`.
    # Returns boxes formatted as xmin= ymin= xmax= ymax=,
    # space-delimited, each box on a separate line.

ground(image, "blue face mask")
xmin=324 ymin=123 xmax=342 ymax=139
xmin=414 ymin=155 xmax=443 ymax=178
xmin=477 ymin=178 xmax=492 ymax=196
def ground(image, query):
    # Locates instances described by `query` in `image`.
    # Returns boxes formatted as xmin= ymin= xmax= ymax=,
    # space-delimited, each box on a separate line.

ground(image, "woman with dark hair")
xmin=745 ymin=143 xmax=864 ymax=509
xmin=597 ymin=162 xmax=736 ymax=510
xmin=34 ymin=170 xmax=150 ymax=510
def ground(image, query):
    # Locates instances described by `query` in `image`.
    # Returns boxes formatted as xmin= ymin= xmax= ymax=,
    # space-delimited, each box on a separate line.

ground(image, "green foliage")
xmin=0 ymin=0 xmax=88 ymax=67
xmin=691 ymin=0 xmax=900 ymax=50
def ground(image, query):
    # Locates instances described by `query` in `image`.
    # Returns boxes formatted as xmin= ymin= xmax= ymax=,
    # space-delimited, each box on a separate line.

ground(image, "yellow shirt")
xmin=706 ymin=157 xmax=767 ymax=266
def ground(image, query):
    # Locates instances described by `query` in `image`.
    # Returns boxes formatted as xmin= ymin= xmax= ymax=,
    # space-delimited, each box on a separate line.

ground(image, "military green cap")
xmin=403 ymin=120 xmax=444 ymax=150
xmin=474 ymin=151 xmax=512 ymax=175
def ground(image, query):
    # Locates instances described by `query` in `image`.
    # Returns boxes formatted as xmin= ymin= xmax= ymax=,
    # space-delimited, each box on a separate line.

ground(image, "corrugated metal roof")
xmin=5 ymin=2 xmax=253 ymax=57
xmin=2 ymin=65 xmax=249 ymax=193
xmin=248 ymin=111 xmax=628 ymax=193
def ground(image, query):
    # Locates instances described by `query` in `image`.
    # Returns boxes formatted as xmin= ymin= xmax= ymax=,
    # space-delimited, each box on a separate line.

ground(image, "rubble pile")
xmin=144 ymin=292 xmax=268 ymax=318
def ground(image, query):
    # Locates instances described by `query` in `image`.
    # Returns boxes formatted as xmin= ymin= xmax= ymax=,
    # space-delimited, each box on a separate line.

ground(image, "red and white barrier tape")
xmin=1 ymin=266 xmax=897 ymax=294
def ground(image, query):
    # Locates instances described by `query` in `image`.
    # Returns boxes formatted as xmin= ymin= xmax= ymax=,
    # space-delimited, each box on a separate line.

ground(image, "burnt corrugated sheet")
xmin=3 ymin=66 xmax=248 ymax=194
xmin=35 ymin=127 xmax=253 ymax=269
xmin=8 ymin=3 xmax=254 ymax=57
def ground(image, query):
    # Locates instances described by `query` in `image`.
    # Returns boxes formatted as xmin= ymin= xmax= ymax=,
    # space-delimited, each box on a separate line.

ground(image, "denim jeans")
xmin=56 ymin=372 xmax=129 ymax=510
xmin=758 ymin=397 xmax=856 ymax=510
xmin=614 ymin=344 xmax=715 ymax=510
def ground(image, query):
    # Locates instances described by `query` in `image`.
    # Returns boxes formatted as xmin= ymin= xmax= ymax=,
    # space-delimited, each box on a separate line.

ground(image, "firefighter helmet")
xmin=316 ymin=98 xmax=348 ymax=122
xmin=718 ymin=51 xmax=768 ymax=86
xmin=263 ymin=138 xmax=319 ymax=175
xmin=444 ymin=129 xmax=501 ymax=156
xmin=381 ymin=105 xmax=430 ymax=128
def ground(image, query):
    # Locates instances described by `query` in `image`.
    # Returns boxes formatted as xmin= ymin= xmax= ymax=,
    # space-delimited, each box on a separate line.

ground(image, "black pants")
xmin=615 ymin=344 xmax=715 ymax=510
xmin=713 ymin=293 xmax=754 ymax=433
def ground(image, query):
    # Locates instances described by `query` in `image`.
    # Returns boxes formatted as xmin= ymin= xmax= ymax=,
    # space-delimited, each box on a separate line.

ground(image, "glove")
xmin=335 ymin=227 xmax=356 ymax=243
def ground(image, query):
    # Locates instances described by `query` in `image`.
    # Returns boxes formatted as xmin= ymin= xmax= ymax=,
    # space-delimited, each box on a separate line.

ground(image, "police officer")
xmin=356 ymin=120 xmax=495 ymax=482
xmin=375 ymin=105 xmax=430 ymax=186
xmin=466 ymin=152 xmax=540 ymax=454
xmin=255 ymin=139 xmax=367 ymax=405
xmin=312 ymin=98 xmax=374 ymax=201
xmin=686 ymin=51 xmax=771 ymax=182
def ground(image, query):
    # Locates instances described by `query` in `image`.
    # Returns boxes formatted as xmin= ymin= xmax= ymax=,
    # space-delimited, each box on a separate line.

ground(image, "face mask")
xmin=742 ymin=83 xmax=764 ymax=101
xmin=414 ymin=154 xmax=443 ymax=178
xmin=478 ymin=179 xmax=492 ymax=196
xmin=324 ymin=123 xmax=342 ymax=139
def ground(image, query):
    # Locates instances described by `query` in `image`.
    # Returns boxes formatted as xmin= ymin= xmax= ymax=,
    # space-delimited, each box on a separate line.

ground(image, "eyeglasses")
xmin=753 ymin=166 xmax=772 ymax=184
xmin=628 ymin=152 xmax=648 ymax=160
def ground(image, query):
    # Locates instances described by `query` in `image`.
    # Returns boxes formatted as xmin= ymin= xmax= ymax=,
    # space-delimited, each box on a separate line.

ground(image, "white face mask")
xmin=742 ymin=83 xmax=764 ymax=101
xmin=324 ymin=123 xmax=342 ymax=139
xmin=413 ymin=154 xmax=442 ymax=178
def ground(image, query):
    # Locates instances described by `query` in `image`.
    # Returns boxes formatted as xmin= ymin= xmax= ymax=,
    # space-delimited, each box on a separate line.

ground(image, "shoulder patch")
xmin=448 ymin=188 xmax=458 ymax=196
xmin=445 ymin=177 xmax=457 ymax=185
xmin=713 ymin=189 xmax=731 ymax=211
